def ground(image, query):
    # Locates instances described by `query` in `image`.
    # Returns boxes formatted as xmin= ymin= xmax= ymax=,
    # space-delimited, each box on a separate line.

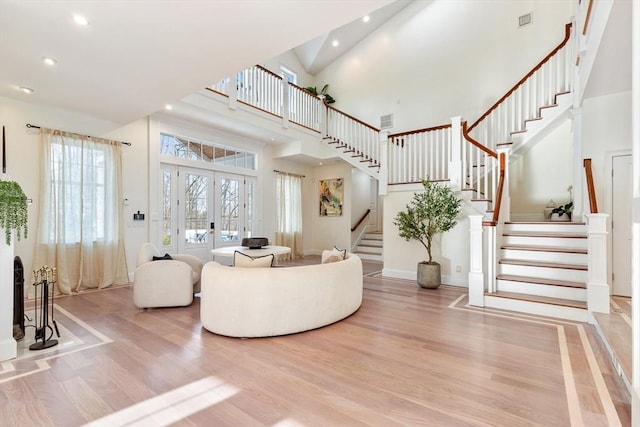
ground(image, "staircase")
xmin=354 ymin=232 xmax=383 ymax=262
xmin=484 ymin=221 xmax=588 ymax=321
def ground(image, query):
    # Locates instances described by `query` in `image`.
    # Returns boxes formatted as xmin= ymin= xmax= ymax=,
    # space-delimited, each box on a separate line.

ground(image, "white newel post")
xmin=0 ymin=229 xmax=17 ymax=361
xmin=468 ymin=215 xmax=485 ymax=306
xmin=449 ymin=116 xmax=462 ymax=192
xmin=378 ymin=131 xmax=389 ymax=196
xmin=586 ymin=213 xmax=609 ymax=320
xmin=226 ymin=74 xmax=238 ymax=110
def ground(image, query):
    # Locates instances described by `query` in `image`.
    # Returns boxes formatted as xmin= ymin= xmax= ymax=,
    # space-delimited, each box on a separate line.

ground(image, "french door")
xmin=160 ymin=165 xmax=256 ymax=262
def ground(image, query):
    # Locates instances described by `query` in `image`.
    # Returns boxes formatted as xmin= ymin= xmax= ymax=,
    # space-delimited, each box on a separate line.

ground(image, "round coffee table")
xmin=211 ymin=245 xmax=291 ymax=264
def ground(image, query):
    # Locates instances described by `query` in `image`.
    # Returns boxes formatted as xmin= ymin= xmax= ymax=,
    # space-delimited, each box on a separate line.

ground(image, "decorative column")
xmin=0 ymin=229 xmax=16 ymax=361
xmin=586 ymin=213 xmax=609 ymax=319
xmin=468 ymin=215 xmax=485 ymax=306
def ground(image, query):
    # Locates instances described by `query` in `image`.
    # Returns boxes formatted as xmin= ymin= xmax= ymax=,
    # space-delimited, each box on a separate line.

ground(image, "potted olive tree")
xmin=393 ymin=179 xmax=461 ymax=288
xmin=0 ymin=180 xmax=28 ymax=245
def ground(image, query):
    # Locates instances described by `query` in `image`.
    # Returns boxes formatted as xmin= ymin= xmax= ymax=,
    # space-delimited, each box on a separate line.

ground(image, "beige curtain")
xmin=275 ymin=172 xmax=303 ymax=259
xmin=35 ymin=129 xmax=128 ymax=294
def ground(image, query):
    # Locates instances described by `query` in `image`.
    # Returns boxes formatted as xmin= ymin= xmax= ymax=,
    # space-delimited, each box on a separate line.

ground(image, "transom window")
xmin=160 ymin=133 xmax=256 ymax=170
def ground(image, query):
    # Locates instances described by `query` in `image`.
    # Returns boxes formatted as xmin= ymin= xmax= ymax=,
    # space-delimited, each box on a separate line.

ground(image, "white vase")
xmin=550 ymin=213 xmax=570 ymax=222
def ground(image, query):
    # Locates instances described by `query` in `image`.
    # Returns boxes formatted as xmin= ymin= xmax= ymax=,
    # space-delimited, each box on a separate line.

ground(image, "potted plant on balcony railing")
xmin=0 ymin=180 xmax=28 ymax=245
xmin=393 ymin=179 xmax=461 ymax=289
xmin=303 ymin=84 xmax=336 ymax=104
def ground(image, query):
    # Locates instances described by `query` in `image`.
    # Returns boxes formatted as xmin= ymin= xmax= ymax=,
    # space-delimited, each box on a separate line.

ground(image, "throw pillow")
xmin=233 ymin=251 xmax=274 ymax=268
xmin=152 ymin=253 xmax=173 ymax=261
xmin=323 ymin=254 xmax=344 ymax=263
xmin=321 ymin=247 xmax=347 ymax=263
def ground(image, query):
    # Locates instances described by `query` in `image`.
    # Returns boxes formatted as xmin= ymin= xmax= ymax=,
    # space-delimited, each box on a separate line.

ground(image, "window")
xmin=36 ymin=129 xmax=128 ymax=293
xmin=160 ymin=133 xmax=256 ymax=170
xmin=280 ymin=66 xmax=297 ymax=84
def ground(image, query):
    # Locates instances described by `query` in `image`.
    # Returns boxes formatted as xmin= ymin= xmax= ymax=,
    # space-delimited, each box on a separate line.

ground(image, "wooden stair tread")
xmin=497 ymin=274 xmax=586 ymax=289
xmin=499 ymin=258 xmax=587 ymax=270
xmin=501 ymin=244 xmax=587 ymax=254
xmin=488 ymin=291 xmax=587 ymax=309
xmin=503 ymin=231 xmax=586 ymax=239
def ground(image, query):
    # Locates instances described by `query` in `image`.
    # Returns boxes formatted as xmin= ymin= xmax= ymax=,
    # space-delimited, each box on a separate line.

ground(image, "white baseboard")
xmin=381 ymin=268 xmax=468 ymax=288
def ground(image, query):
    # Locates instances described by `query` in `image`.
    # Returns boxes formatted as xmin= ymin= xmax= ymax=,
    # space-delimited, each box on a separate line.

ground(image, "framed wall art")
xmin=319 ymin=178 xmax=343 ymax=216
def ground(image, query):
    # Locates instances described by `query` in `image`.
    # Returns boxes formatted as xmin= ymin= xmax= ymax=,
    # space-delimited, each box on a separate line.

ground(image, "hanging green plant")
xmin=0 ymin=180 xmax=28 ymax=245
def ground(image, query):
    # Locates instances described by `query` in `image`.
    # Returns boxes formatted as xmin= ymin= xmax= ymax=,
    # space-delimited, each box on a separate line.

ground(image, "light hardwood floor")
xmin=0 ymin=257 xmax=631 ymax=426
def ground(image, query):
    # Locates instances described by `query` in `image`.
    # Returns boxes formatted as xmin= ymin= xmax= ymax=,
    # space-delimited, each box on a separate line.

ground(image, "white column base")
xmin=587 ymin=281 xmax=610 ymax=315
xmin=0 ymin=338 xmax=17 ymax=361
xmin=468 ymin=272 xmax=485 ymax=307
xmin=0 ymin=228 xmax=16 ymax=362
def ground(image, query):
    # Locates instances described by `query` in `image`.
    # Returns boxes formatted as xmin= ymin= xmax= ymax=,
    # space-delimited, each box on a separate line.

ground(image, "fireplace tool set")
xmin=29 ymin=266 xmax=60 ymax=351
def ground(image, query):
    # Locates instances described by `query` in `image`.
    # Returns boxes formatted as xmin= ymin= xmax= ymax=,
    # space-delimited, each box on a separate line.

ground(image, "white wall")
xmin=582 ymin=91 xmax=633 ymax=210
xmin=510 ymin=119 xmax=573 ymax=218
xmin=351 ymin=168 xmax=373 ymax=225
xmin=382 ymin=185 xmax=470 ymax=286
xmin=315 ymin=0 xmax=572 ymax=131
xmin=310 ymin=162 xmax=354 ymax=252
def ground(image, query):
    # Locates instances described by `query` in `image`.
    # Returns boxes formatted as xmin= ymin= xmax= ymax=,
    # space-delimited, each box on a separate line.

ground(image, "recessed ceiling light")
xmin=73 ymin=14 xmax=89 ymax=26
xmin=42 ymin=57 xmax=57 ymax=66
xmin=363 ymin=15 xmax=370 ymax=23
xmin=18 ymin=87 xmax=34 ymax=94
xmin=319 ymin=162 xmax=323 ymax=165
xmin=332 ymin=40 xmax=339 ymax=47
xmin=164 ymin=104 xmax=173 ymax=111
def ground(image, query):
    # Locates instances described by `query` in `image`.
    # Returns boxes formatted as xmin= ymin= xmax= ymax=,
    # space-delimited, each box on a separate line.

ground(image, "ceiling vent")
xmin=518 ymin=13 xmax=532 ymax=28
xmin=380 ymin=114 xmax=394 ymax=130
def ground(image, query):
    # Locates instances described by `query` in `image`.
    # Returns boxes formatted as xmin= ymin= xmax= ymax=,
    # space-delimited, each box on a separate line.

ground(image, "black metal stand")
xmin=29 ymin=267 xmax=60 ymax=351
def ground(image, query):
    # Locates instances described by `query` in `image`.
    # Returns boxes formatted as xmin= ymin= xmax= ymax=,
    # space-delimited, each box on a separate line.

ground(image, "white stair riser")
xmin=357 ymin=246 xmax=382 ymax=254
xmin=501 ymin=249 xmax=587 ymax=265
xmin=364 ymin=234 xmax=383 ymax=241
xmin=356 ymin=253 xmax=383 ymax=261
xmin=484 ymin=295 xmax=588 ymax=322
xmin=360 ymin=239 xmax=383 ymax=247
xmin=498 ymin=263 xmax=587 ymax=282
xmin=497 ymin=280 xmax=586 ymax=301
xmin=502 ymin=235 xmax=587 ymax=249
xmin=504 ymin=223 xmax=587 ymax=233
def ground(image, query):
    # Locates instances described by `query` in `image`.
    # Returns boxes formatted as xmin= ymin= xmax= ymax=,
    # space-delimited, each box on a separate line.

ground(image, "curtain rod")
xmin=273 ymin=169 xmax=305 ymax=178
xmin=26 ymin=123 xmax=132 ymax=146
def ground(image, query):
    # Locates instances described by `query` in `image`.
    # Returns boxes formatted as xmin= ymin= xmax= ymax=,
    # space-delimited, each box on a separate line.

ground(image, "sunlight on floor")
xmin=84 ymin=376 xmax=239 ymax=427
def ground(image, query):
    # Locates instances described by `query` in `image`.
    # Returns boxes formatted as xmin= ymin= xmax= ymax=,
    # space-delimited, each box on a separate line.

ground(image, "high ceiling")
xmin=0 ymin=0 xmax=395 ymax=125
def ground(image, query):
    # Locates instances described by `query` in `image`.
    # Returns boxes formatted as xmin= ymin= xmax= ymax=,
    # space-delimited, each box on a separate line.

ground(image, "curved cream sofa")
xmin=200 ymin=254 xmax=363 ymax=338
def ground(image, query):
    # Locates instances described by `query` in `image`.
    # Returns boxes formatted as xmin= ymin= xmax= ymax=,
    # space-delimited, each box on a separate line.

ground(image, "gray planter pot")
xmin=417 ymin=262 xmax=441 ymax=289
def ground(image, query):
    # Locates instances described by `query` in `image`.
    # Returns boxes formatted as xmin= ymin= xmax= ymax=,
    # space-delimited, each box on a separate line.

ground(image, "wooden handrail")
xmin=326 ymin=104 xmax=380 ymax=132
xmin=255 ymin=64 xmax=283 ymax=80
xmin=462 ymin=121 xmax=498 ymax=158
xmin=351 ymin=209 xmax=371 ymax=232
xmin=468 ymin=23 xmax=573 ymax=132
xmin=583 ymin=0 xmax=594 ymax=35
xmin=388 ymin=123 xmax=451 ymax=139
xmin=583 ymin=158 xmax=598 ymax=213
xmin=492 ymin=152 xmax=506 ymax=224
